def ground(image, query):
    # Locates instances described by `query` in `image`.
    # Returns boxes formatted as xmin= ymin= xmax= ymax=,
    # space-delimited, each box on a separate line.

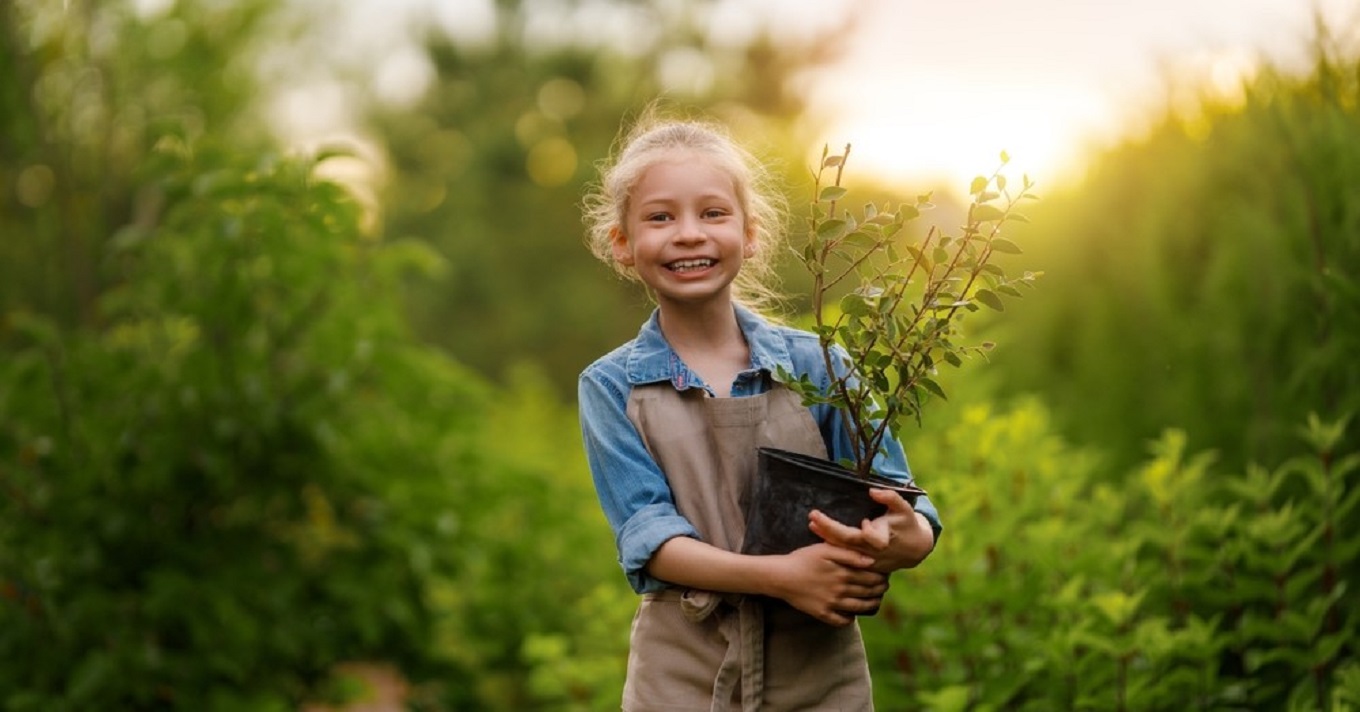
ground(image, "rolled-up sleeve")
xmin=578 ymin=369 xmax=699 ymax=593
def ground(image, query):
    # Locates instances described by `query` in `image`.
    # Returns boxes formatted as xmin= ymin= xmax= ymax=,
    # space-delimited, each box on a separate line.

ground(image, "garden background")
xmin=1 ymin=1 xmax=1357 ymax=709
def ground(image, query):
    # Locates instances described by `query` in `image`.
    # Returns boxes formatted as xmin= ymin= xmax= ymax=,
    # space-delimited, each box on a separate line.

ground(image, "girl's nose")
xmin=674 ymin=214 xmax=706 ymax=242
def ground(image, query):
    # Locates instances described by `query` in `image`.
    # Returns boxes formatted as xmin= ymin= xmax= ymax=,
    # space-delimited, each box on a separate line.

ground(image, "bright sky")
xmin=810 ymin=0 xmax=1356 ymax=189
xmin=290 ymin=0 xmax=1355 ymax=191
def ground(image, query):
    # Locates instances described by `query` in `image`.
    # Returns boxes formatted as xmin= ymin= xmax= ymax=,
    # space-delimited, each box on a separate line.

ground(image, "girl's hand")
xmin=808 ymin=488 xmax=936 ymax=573
xmin=767 ymin=543 xmax=889 ymax=626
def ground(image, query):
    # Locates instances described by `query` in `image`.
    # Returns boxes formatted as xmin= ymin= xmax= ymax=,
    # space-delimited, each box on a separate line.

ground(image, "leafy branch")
xmin=779 ymin=145 xmax=1041 ymax=478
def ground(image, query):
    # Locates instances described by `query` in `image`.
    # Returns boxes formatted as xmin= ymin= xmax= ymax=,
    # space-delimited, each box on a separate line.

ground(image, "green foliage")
xmin=0 ymin=0 xmax=289 ymax=329
xmin=779 ymin=145 xmax=1039 ymax=476
xmin=4 ymin=2 xmax=1357 ymax=710
xmin=426 ymin=364 xmax=631 ymax=709
xmin=863 ymin=400 xmax=1358 ymax=711
xmin=991 ymin=26 xmax=1360 ymax=472
xmin=365 ymin=0 xmax=857 ymax=392
xmin=0 ymin=140 xmax=448 ymax=707
xmin=0 ymin=134 xmax=632 ymax=710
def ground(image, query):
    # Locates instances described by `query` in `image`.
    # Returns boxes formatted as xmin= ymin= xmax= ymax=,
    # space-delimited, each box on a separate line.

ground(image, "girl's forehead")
xmin=634 ymin=150 xmax=741 ymax=190
xmin=638 ymin=148 xmax=703 ymax=171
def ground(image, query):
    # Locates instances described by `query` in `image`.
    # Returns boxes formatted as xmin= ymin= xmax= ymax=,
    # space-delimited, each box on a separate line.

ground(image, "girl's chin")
xmin=654 ymin=286 xmax=736 ymax=307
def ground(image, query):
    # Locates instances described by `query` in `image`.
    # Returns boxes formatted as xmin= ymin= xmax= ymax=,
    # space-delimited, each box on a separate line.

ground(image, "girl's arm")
xmin=808 ymin=488 xmax=936 ymax=573
xmin=646 ymin=537 xmax=888 ymax=627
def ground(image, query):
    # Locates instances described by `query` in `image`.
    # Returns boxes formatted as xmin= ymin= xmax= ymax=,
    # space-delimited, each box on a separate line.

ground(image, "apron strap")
xmin=662 ymin=588 xmax=768 ymax=711
xmin=709 ymin=596 xmax=765 ymax=712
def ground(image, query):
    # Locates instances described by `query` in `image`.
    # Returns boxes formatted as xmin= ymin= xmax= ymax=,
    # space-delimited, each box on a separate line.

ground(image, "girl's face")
xmin=612 ymin=152 xmax=756 ymax=311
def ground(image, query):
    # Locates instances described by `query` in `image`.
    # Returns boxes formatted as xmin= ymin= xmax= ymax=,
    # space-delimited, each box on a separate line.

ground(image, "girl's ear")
xmin=743 ymin=219 xmax=759 ymax=258
xmin=610 ymin=227 xmax=635 ymax=266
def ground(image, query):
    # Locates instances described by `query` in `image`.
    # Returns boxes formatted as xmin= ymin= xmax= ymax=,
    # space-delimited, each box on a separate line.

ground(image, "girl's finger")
xmin=809 ymin=510 xmax=865 ymax=546
xmin=843 ymin=596 xmax=883 ymax=615
xmin=820 ymin=610 xmax=853 ymax=627
xmin=820 ymin=544 xmax=875 ymax=569
xmin=859 ymin=520 xmax=891 ymax=550
xmin=846 ymin=570 xmax=888 ymax=588
xmin=870 ymin=488 xmax=915 ymax=515
xmin=846 ymin=581 xmax=888 ymax=598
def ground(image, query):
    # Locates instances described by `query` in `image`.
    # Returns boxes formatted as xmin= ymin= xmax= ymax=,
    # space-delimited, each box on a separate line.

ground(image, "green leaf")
xmin=975 ymin=289 xmax=1005 ymax=311
xmin=823 ymin=153 xmax=844 ymax=168
xmin=313 ymin=143 xmax=357 ymax=164
xmin=819 ymin=185 xmax=849 ymax=202
xmin=990 ymin=238 xmax=1023 ymax=254
xmin=843 ymin=231 xmax=877 ymax=250
xmin=969 ymin=176 xmax=988 ymax=195
xmin=1093 ymin=590 xmax=1143 ymax=627
xmin=919 ymin=377 xmax=947 ymax=399
xmin=816 ymin=218 xmax=847 ymax=240
xmin=972 ymin=204 xmax=1005 ymax=222
xmin=905 ymin=245 xmax=931 ymax=272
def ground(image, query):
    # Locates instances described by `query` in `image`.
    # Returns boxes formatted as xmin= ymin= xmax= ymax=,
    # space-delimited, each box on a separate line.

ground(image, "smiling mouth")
xmin=667 ymin=258 xmax=715 ymax=273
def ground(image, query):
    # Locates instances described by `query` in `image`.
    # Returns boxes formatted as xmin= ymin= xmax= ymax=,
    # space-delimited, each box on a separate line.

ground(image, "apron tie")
xmin=682 ymin=590 xmax=765 ymax=712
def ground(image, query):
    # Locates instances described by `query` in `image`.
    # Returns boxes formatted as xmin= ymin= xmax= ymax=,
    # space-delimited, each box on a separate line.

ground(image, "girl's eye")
xmin=703 ymin=208 xmax=729 ymax=219
xmin=645 ymin=213 xmax=672 ymax=222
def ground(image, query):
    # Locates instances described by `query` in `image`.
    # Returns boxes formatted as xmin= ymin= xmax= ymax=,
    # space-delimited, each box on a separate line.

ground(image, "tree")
xmin=364 ymin=0 xmax=858 ymax=391
xmin=0 ymin=0 xmax=289 ymax=331
xmin=991 ymin=23 xmax=1360 ymax=470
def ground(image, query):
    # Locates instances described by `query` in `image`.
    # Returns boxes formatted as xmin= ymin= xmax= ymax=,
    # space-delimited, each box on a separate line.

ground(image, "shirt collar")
xmin=624 ymin=305 xmax=794 ymax=389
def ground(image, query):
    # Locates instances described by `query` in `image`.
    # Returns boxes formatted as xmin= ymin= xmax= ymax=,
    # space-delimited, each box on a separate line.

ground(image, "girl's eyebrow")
xmin=635 ymin=192 xmax=735 ymax=206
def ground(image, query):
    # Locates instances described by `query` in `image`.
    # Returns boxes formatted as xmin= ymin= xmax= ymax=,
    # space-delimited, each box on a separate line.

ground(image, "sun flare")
xmin=816 ymin=81 xmax=1111 ymax=194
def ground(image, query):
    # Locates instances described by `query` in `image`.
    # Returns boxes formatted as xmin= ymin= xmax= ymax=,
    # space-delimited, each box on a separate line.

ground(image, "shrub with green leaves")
xmin=0 ymin=139 xmax=461 ymax=709
xmin=0 ymin=131 xmax=633 ymax=709
xmin=992 ymin=29 xmax=1360 ymax=472
xmin=862 ymin=399 xmax=1357 ymax=711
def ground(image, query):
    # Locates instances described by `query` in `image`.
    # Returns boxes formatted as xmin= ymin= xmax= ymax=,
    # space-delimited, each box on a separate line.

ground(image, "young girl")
xmin=578 ymin=113 xmax=942 ymax=711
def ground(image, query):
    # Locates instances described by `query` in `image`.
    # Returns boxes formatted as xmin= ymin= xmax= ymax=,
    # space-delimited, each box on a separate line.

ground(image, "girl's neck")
xmin=657 ymin=299 xmax=751 ymax=397
xmin=656 ymin=299 xmax=742 ymax=351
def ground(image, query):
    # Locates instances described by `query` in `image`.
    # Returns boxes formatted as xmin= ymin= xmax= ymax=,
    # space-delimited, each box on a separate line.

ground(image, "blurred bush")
xmin=0 ymin=1 xmax=840 ymax=707
xmin=0 ymin=131 xmax=631 ymax=710
xmin=1 ymin=136 xmax=445 ymax=706
xmin=990 ymin=25 xmax=1360 ymax=471
xmin=364 ymin=1 xmax=854 ymax=393
xmin=864 ymin=398 xmax=1358 ymax=711
xmin=0 ymin=0 xmax=284 ymax=329
xmin=5 ymin=0 xmax=1358 ymax=709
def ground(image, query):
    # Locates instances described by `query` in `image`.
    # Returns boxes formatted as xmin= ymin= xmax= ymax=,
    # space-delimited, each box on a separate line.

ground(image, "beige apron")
xmin=622 ymin=382 xmax=873 ymax=712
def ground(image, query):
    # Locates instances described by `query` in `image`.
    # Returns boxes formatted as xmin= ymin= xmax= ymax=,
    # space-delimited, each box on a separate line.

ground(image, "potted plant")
xmin=742 ymin=144 xmax=1040 ymax=556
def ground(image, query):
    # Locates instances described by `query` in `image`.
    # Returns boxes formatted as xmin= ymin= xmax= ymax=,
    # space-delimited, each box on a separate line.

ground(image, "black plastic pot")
xmin=741 ymin=446 xmax=926 ymax=557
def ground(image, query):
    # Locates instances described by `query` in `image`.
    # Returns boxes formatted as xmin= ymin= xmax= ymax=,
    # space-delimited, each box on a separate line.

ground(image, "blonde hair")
xmin=582 ymin=109 xmax=787 ymax=314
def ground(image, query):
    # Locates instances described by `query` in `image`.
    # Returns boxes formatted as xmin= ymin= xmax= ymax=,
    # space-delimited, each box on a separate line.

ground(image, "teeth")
xmin=669 ymin=259 xmax=714 ymax=272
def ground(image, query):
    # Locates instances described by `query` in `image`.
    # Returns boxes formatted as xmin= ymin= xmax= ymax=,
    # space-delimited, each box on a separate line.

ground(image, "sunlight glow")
xmin=818 ymin=80 xmax=1113 ymax=193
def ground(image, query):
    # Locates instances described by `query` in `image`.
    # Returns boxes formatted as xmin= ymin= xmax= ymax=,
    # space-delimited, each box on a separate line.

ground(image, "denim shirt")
xmin=578 ymin=306 xmax=943 ymax=593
